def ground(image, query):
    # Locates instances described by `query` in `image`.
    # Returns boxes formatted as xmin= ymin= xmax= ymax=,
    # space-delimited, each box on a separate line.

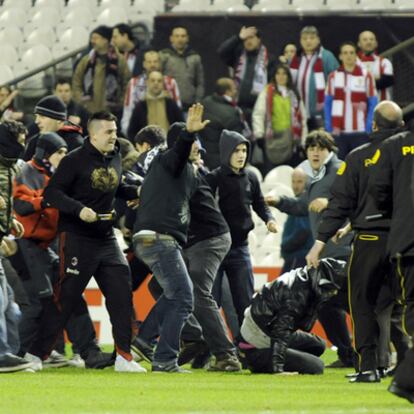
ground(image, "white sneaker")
xmin=114 ymin=355 xmax=147 ymax=373
xmin=24 ymin=353 xmax=43 ymax=371
xmin=67 ymin=354 xmax=85 ymax=369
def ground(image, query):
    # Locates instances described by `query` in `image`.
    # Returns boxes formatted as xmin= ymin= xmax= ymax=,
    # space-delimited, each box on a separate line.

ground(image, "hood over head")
xmin=219 ymin=129 xmax=250 ymax=168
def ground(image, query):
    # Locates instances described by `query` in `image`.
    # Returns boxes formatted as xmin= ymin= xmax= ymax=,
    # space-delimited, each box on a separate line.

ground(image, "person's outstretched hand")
xmin=186 ymin=103 xmax=210 ymax=133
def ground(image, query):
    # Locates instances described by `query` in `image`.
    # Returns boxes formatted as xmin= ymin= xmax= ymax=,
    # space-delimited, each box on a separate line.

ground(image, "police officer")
xmin=370 ymin=121 xmax=414 ymax=403
xmin=306 ymin=101 xmax=407 ymax=382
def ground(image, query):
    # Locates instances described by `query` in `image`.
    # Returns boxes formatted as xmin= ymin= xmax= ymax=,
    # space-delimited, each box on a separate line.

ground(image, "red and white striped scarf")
xmin=290 ymin=48 xmax=325 ymax=110
xmin=329 ymin=65 xmax=369 ymax=131
xmin=234 ymin=44 xmax=268 ymax=95
xmin=357 ymin=51 xmax=391 ymax=101
xmin=264 ymin=84 xmax=303 ymax=141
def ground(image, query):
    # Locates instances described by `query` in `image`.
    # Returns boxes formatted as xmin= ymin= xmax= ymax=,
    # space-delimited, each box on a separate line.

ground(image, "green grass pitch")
xmin=1 ymin=350 xmax=412 ymax=414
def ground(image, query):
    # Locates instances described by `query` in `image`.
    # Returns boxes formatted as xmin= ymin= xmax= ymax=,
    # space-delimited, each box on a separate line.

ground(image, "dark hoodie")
xmin=44 ymin=138 xmax=138 ymax=238
xmin=248 ymin=258 xmax=347 ymax=367
xmin=205 ymin=129 xmax=273 ymax=247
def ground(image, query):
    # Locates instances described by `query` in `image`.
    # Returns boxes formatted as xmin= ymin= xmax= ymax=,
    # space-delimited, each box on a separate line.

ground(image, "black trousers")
xmin=347 ymin=231 xmax=390 ymax=371
xmin=30 ymin=232 xmax=133 ymax=358
xmin=392 ymin=256 xmax=414 ymax=390
xmin=243 ymin=332 xmax=326 ymax=375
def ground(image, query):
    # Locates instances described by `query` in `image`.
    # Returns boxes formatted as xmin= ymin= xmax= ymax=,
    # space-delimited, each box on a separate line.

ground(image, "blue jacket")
xmin=281 ymin=214 xmax=313 ymax=261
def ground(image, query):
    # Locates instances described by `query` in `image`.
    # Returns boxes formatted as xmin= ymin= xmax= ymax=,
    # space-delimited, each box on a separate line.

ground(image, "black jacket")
xmin=369 ymin=130 xmax=414 ymax=258
xmin=24 ymin=123 xmax=84 ymax=161
xmin=133 ymin=128 xmax=198 ymax=245
xmin=249 ymin=258 xmax=346 ymax=367
xmin=317 ymin=129 xmax=400 ymax=242
xmin=44 ymin=139 xmax=138 ymax=238
xmin=186 ymin=173 xmax=229 ymax=248
xmin=217 ymin=35 xmax=273 ymax=109
xmin=199 ymin=94 xmax=245 ymax=170
xmin=66 ymin=99 xmax=89 ymax=133
xmin=127 ymin=97 xmax=184 ymax=141
xmin=205 ymin=130 xmax=273 ymax=247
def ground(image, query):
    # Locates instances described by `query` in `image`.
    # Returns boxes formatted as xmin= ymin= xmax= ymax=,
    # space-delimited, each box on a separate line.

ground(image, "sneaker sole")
xmin=130 ymin=344 xmax=152 ymax=363
xmin=0 ymin=362 xmax=34 ymax=373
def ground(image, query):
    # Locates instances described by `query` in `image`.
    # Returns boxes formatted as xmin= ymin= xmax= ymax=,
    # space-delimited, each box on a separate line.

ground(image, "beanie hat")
xmin=34 ymin=95 xmax=67 ymax=121
xmin=167 ymin=122 xmax=206 ymax=153
xmin=34 ymin=132 xmax=67 ymax=161
xmin=0 ymin=123 xmax=24 ymax=160
xmin=92 ymin=25 xmax=113 ymax=42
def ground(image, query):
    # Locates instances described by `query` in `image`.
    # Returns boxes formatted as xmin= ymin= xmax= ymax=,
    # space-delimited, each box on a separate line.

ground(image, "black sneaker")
xmin=178 ymin=340 xmax=209 ymax=366
xmin=191 ymin=349 xmax=211 ymax=369
xmin=349 ymin=370 xmax=381 ymax=383
xmin=152 ymin=361 xmax=192 ymax=374
xmin=85 ymin=350 xmax=115 ymax=369
xmin=131 ymin=337 xmax=154 ymax=363
xmin=388 ymin=381 xmax=414 ymax=403
xmin=0 ymin=354 xmax=33 ymax=373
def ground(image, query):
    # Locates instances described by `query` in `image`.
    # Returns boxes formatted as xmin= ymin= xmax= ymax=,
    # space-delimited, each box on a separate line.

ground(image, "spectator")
xmin=206 ymin=130 xmax=277 ymax=327
xmin=121 ymin=50 xmax=181 ymax=136
xmin=279 ymin=43 xmax=297 ymax=65
xmin=266 ymin=131 xmax=355 ymax=367
xmin=325 ymin=42 xmax=378 ymax=160
xmin=72 ymin=25 xmax=131 ymax=118
xmin=23 ymin=95 xmax=84 ymax=161
xmin=0 ymin=87 xmax=24 ymax=124
xmin=112 ymin=23 xmax=144 ymax=77
xmin=290 ymin=26 xmax=339 ymax=127
xmin=127 ymin=71 xmax=184 ymax=140
xmin=252 ymin=63 xmax=307 ymax=173
xmin=199 ymin=77 xmax=248 ymax=170
xmin=160 ymin=26 xmax=204 ymax=111
xmin=279 ymin=167 xmax=313 ymax=273
xmin=357 ymin=30 xmax=394 ymax=101
xmin=218 ymin=26 xmax=271 ymax=125
xmin=54 ymin=78 xmax=89 ymax=133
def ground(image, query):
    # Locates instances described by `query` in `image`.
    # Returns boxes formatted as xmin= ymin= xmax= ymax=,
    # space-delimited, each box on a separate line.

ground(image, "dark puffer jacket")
xmin=249 ymin=258 xmax=346 ymax=369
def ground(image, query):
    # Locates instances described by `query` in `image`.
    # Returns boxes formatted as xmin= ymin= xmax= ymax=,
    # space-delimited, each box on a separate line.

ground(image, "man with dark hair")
xmin=357 ymin=31 xmax=394 ymax=102
xmin=72 ymin=26 xmax=130 ymax=117
xmin=127 ymin=71 xmax=183 ymax=140
xmin=42 ymin=111 xmax=144 ymax=373
xmin=290 ymin=26 xmax=339 ymax=127
xmin=112 ymin=23 xmax=143 ymax=77
xmin=218 ymin=26 xmax=271 ymax=124
xmin=121 ymin=50 xmax=181 ymax=136
xmin=200 ymin=77 xmax=248 ymax=170
xmin=307 ymin=101 xmax=408 ymax=382
xmin=54 ymin=78 xmax=89 ymax=133
xmin=325 ymin=42 xmax=378 ymax=160
xmin=133 ymin=104 xmax=209 ymax=373
xmin=266 ymin=130 xmax=355 ymax=367
xmin=24 ymin=95 xmax=84 ymax=161
xmin=160 ymin=27 xmax=204 ymax=111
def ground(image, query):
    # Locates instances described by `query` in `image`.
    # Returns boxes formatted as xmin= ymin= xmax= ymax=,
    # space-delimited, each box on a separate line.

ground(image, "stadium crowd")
xmin=0 ymin=19 xmax=413 ymax=404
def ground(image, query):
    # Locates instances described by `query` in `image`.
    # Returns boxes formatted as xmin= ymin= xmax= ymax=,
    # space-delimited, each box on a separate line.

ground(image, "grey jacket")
xmin=160 ymin=46 xmax=204 ymax=108
xmin=277 ymin=153 xmax=352 ymax=259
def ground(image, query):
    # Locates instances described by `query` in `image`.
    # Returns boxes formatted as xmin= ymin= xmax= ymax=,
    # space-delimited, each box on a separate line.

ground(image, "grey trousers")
xmin=183 ymin=233 xmax=235 ymax=356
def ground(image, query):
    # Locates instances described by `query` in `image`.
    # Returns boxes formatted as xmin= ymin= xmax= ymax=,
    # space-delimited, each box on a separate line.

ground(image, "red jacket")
xmin=13 ymin=160 xmax=59 ymax=246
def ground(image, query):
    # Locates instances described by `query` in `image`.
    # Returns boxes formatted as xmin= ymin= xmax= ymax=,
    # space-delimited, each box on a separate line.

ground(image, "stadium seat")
xmin=25 ymin=27 xmax=56 ymax=50
xmin=0 ymin=27 xmax=24 ymax=53
xmin=0 ymin=65 xmax=15 ymax=85
xmin=27 ymin=7 xmax=61 ymax=29
xmin=96 ymin=7 xmax=129 ymax=26
xmin=100 ymin=0 xmax=131 ymax=9
xmin=59 ymin=7 xmax=95 ymax=34
xmin=252 ymin=0 xmax=294 ymax=12
xmin=59 ymin=27 xmax=90 ymax=51
xmin=134 ymin=0 xmax=165 ymax=13
xmin=264 ymin=165 xmax=294 ymax=187
xmin=246 ymin=164 xmax=264 ymax=182
xmin=20 ymin=45 xmax=53 ymax=71
xmin=1 ymin=0 xmax=32 ymax=10
xmin=0 ymin=45 xmax=19 ymax=70
xmin=33 ymin=0 xmax=65 ymax=12
xmin=294 ymin=0 xmax=329 ymax=10
xmin=327 ymin=0 xmax=355 ymax=10
xmin=0 ymin=8 xmax=28 ymax=29
xmin=357 ymin=0 xmax=393 ymax=9
xmin=66 ymin=0 xmax=99 ymax=13
xmin=172 ymin=0 xmax=211 ymax=12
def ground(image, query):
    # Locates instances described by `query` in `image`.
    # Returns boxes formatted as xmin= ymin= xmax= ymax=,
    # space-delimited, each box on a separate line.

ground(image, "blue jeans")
xmin=134 ymin=235 xmax=194 ymax=364
xmin=0 ymin=260 xmax=21 ymax=357
xmin=213 ymin=244 xmax=254 ymax=327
